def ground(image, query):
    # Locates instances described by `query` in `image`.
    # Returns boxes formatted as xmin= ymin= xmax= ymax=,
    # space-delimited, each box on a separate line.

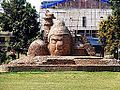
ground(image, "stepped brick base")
xmin=0 ymin=56 xmax=120 ymax=72
xmin=1 ymin=65 xmax=120 ymax=72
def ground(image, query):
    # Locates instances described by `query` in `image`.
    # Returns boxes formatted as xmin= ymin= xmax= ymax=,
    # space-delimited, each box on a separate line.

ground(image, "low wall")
xmin=0 ymin=56 xmax=119 ymax=72
xmin=1 ymin=65 xmax=120 ymax=72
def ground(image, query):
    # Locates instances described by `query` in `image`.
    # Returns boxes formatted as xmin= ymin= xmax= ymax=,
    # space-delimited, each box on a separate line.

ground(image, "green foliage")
xmin=110 ymin=0 xmax=120 ymax=16
xmin=98 ymin=0 xmax=120 ymax=55
xmin=0 ymin=50 xmax=7 ymax=63
xmin=0 ymin=0 xmax=40 ymax=53
xmin=98 ymin=16 xmax=120 ymax=54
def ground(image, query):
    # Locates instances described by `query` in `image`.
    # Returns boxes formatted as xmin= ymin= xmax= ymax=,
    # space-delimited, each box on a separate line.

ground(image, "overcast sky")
xmin=26 ymin=0 xmax=62 ymax=12
xmin=26 ymin=0 xmax=41 ymax=12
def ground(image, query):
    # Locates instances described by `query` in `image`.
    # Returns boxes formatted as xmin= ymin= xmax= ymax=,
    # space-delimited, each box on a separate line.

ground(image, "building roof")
xmin=41 ymin=0 xmax=67 ymax=8
xmin=101 ymin=0 xmax=110 ymax=4
xmin=41 ymin=0 xmax=110 ymax=9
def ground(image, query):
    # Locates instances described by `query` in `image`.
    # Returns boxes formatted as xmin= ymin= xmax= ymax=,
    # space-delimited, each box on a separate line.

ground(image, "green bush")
xmin=0 ymin=50 xmax=7 ymax=64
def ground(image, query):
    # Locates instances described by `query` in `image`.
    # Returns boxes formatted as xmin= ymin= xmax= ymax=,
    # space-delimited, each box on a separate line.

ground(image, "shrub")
xmin=0 ymin=50 xmax=7 ymax=64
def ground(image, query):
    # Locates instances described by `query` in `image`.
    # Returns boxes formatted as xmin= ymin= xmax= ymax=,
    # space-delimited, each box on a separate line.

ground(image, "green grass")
xmin=0 ymin=71 xmax=120 ymax=90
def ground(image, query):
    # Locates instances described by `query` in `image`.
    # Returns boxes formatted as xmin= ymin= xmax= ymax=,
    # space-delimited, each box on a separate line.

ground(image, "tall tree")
xmin=0 ymin=0 xmax=40 ymax=54
xmin=98 ymin=0 xmax=120 ymax=56
xmin=110 ymin=0 xmax=120 ymax=41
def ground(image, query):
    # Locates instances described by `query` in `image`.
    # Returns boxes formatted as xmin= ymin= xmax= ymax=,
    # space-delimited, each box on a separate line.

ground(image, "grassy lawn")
xmin=0 ymin=71 xmax=120 ymax=90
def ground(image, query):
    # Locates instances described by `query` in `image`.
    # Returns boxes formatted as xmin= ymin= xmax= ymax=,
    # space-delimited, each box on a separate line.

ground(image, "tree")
xmin=0 ymin=50 xmax=7 ymax=64
xmin=98 ymin=0 xmax=120 ymax=57
xmin=0 ymin=0 xmax=40 ymax=55
xmin=110 ymin=0 xmax=120 ymax=16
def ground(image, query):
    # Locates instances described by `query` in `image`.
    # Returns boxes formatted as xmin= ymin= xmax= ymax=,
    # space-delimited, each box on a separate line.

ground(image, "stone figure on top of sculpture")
xmin=48 ymin=20 xmax=72 ymax=56
xmin=28 ymin=10 xmax=96 ymax=57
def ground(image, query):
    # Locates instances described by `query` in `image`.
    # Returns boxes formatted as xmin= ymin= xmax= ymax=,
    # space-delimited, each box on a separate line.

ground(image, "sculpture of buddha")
xmin=48 ymin=20 xmax=72 ymax=56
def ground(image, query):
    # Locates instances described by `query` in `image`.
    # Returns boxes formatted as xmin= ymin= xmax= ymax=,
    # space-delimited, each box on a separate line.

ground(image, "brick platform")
xmin=0 ymin=56 xmax=120 ymax=72
xmin=1 ymin=65 xmax=120 ymax=72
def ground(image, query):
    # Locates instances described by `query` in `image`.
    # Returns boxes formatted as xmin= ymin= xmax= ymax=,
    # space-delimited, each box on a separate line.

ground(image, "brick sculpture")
xmin=27 ymin=39 xmax=49 ymax=57
xmin=48 ymin=20 xmax=72 ymax=56
xmin=28 ymin=11 xmax=95 ymax=57
xmin=43 ymin=10 xmax=56 ymax=43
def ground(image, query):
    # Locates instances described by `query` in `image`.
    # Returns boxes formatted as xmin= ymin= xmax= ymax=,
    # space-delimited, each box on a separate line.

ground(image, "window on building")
xmin=77 ymin=30 xmax=84 ymax=35
xmin=92 ymin=30 xmax=98 ymax=37
xmin=86 ymin=30 xmax=90 ymax=36
xmin=82 ymin=17 xmax=86 ymax=27
xmin=0 ymin=37 xmax=5 ymax=43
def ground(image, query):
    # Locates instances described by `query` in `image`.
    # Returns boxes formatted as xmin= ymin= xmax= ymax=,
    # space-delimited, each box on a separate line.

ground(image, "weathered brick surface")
xmin=73 ymin=48 xmax=88 ymax=56
xmin=43 ymin=59 xmax=76 ymax=65
xmin=1 ymin=65 xmax=120 ymax=72
xmin=48 ymin=20 xmax=72 ymax=56
xmin=28 ymin=39 xmax=49 ymax=57
xmin=0 ymin=56 xmax=119 ymax=72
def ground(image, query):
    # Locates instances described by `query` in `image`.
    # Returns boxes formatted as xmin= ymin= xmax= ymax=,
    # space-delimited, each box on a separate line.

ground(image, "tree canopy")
xmin=98 ymin=0 xmax=120 ymax=55
xmin=0 ymin=0 xmax=40 ymax=53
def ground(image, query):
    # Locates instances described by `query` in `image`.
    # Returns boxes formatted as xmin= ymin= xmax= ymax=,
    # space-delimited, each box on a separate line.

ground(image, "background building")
xmin=40 ymin=0 xmax=112 ymax=38
xmin=40 ymin=0 xmax=112 ymax=55
xmin=0 ymin=32 xmax=13 ymax=50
